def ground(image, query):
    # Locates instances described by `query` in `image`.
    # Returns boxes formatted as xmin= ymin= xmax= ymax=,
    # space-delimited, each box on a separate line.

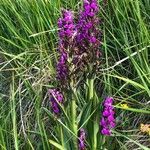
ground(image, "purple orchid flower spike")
xmin=100 ymin=97 xmax=116 ymax=136
xmin=74 ymin=0 xmax=101 ymax=71
xmin=48 ymin=89 xmax=64 ymax=115
xmin=57 ymin=9 xmax=75 ymax=82
xmin=79 ymin=128 xmax=86 ymax=150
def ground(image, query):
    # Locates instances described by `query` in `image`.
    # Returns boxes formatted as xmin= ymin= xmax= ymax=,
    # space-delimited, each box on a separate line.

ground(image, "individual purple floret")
xmin=48 ymin=89 xmax=64 ymax=115
xmin=75 ymin=0 xmax=101 ymax=67
xmin=78 ymin=128 xmax=86 ymax=150
xmin=100 ymin=97 xmax=116 ymax=135
xmin=57 ymin=9 xmax=75 ymax=81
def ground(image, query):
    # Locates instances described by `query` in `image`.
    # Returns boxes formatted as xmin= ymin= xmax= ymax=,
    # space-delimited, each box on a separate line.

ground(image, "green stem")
xmin=89 ymin=78 xmax=94 ymax=101
xmin=71 ymin=88 xmax=77 ymax=149
xmin=89 ymin=78 xmax=99 ymax=150
xmin=71 ymin=99 xmax=77 ymax=134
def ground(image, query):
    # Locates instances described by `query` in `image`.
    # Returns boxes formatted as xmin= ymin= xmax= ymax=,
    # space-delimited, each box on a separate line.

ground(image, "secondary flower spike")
xmin=48 ymin=89 xmax=64 ymax=115
xmin=100 ymin=97 xmax=116 ymax=135
xmin=57 ymin=10 xmax=75 ymax=82
xmin=78 ymin=128 xmax=86 ymax=150
xmin=75 ymin=0 xmax=101 ymax=69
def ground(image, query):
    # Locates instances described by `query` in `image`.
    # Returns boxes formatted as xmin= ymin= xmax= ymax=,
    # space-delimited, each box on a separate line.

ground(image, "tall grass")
xmin=0 ymin=0 xmax=150 ymax=149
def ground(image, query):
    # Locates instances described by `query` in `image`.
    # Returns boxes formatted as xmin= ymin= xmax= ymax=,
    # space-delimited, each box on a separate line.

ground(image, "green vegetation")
xmin=0 ymin=0 xmax=150 ymax=149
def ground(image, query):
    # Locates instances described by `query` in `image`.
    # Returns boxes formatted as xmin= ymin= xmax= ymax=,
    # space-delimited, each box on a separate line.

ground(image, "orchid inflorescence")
xmin=75 ymin=0 xmax=101 ymax=70
xmin=78 ymin=128 xmax=86 ymax=150
xmin=48 ymin=89 xmax=64 ymax=115
xmin=48 ymin=0 xmax=116 ymax=149
xmin=100 ymin=97 xmax=116 ymax=135
xmin=57 ymin=10 xmax=75 ymax=83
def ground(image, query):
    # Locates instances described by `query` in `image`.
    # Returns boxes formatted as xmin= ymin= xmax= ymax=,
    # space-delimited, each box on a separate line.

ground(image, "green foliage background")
xmin=0 ymin=0 xmax=150 ymax=149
